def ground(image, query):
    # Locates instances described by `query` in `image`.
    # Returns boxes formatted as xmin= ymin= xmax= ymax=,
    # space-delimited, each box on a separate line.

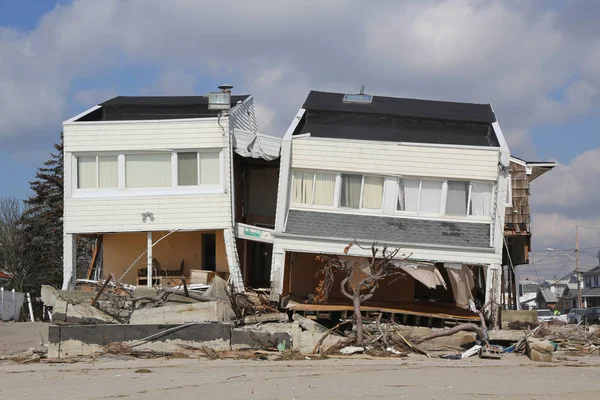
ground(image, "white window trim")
xmin=72 ymin=149 xmax=225 ymax=198
xmin=74 ymin=153 xmax=120 ymax=190
xmin=339 ymin=173 xmax=384 ymax=212
xmin=289 ymin=169 xmax=338 ymax=210
xmin=505 ymin=174 xmax=513 ymax=207
xmin=395 ymin=177 xmax=492 ymax=221
xmin=290 ymin=170 xmax=386 ymax=212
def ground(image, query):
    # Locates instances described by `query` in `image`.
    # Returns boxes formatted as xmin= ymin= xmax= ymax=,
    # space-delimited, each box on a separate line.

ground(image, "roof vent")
xmin=208 ymin=84 xmax=233 ymax=110
xmin=343 ymin=85 xmax=372 ymax=104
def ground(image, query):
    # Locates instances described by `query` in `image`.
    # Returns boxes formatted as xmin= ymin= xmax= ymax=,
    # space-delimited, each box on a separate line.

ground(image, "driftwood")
xmin=412 ymin=323 xmax=487 ymax=345
xmin=312 ymin=320 xmax=352 ymax=354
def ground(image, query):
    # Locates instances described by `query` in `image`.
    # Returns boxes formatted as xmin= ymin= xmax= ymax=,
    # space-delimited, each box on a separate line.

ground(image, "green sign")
xmin=243 ymin=227 xmax=261 ymax=238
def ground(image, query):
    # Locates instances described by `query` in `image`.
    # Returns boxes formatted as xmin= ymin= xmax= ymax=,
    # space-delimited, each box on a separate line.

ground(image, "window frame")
xmin=72 ymin=149 xmax=224 ymax=197
xmin=75 ymin=154 xmax=120 ymax=190
xmin=289 ymin=169 xmax=337 ymax=208
xmin=395 ymin=177 xmax=493 ymax=220
xmin=290 ymin=170 xmax=385 ymax=212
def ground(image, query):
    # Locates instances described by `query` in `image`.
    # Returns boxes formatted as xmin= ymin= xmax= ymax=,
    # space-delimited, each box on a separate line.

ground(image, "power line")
xmin=534 ymin=228 xmax=576 ymax=264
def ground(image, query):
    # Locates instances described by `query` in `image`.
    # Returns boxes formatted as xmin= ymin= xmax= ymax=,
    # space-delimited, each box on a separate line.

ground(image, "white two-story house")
xmin=270 ymin=90 xmax=510 ymax=324
xmin=62 ymin=90 xmax=280 ymax=291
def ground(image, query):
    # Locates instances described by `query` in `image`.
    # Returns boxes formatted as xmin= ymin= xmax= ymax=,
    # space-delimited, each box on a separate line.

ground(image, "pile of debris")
xmin=41 ymin=275 xmax=275 ymax=326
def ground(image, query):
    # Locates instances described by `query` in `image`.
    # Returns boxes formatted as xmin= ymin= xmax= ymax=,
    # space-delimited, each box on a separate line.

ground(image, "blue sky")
xmin=1 ymin=0 xmax=599 ymax=279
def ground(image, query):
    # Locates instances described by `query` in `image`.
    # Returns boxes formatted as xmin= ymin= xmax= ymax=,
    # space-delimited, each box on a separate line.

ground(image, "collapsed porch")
xmin=279 ymin=251 xmax=491 ymax=327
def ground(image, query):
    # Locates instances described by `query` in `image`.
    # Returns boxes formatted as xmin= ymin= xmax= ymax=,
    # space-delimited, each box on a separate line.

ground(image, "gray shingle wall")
xmin=284 ymin=210 xmax=491 ymax=248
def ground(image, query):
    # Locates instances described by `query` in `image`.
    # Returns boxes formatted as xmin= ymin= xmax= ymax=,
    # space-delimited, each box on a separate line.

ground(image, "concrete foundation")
xmin=501 ymin=310 xmax=537 ymax=323
xmin=48 ymin=322 xmax=294 ymax=358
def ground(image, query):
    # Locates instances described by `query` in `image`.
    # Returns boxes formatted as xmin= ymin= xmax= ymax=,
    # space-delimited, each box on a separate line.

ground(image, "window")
xmin=397 ymin=178 xmax=443 ymax=214
xmin=446 ymin=180 xmax=469 ymax=216
xmin=126 ymin=153 xmax=172 ymax=188
xmin=314 ymin=173 xmax=336 ymax=206
xmin=362 ymin=176 xmax=384 ymax=209
xmin=291 ymin=170 xmax=335 ymax=206
xmin=178 ymin=152 xmax=198 ymax=186
xmin=470 ymin=182 xmax=493 ymax=216
xmin=340 ymin=174 xmax=384 ymax=209
xmin=77 ymin=155 xmax=118 ymax=189
xmin=340 ymin=174 xmax=362 ymax=208
xmin=177 ymin=151 xmax=221 ymax=186
xmin=398 ymin=178 xmax=493 ymax=217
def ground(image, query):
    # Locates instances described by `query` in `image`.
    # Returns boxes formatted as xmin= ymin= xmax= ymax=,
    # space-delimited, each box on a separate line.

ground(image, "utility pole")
xmin=576 ymin=225 xmax=582 ymax=308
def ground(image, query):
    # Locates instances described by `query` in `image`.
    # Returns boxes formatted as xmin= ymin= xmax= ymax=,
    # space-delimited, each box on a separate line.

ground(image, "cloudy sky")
xmin=1 ymin=0 xmax=599 ymax=280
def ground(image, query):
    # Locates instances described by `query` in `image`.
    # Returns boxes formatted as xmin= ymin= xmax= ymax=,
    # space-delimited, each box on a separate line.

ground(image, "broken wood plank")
xmin=85 ymin=236 xmax=103 ymax=280
xmin=90 ymin=274 xmax=113 ymax=307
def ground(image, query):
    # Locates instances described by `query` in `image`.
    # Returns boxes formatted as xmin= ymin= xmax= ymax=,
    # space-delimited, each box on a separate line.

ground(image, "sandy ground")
xmin=0 ymin=322 xmax=48 ymax=354
xmin=2 ymin=355 xmax=600 ymax=400
xmin=2 ymin=322 xmax=600 ymax=399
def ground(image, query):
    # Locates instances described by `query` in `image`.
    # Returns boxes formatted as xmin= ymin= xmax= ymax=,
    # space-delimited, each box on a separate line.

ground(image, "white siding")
xmin=229 ymin=96 xmax=259 ymax=134
xmin=64 ymin=194 xmax=231 ymax=234
xmin=63 ymin=117 xmax=232 ymax=234
xmin=273 ymin=236 xmax=501 ymax=265
xmin=291 ymin=137 xmax=499 ymax=181
xmin=64 ymin=118 xmax=227 ymax=152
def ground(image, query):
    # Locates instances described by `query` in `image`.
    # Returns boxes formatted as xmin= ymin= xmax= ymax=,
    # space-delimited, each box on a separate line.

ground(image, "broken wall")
xmin=103 ymin=230 xmax=228 ymax=284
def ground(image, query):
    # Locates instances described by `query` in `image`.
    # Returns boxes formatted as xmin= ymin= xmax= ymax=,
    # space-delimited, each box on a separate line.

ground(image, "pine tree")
xmin=23 ymin=135 xmax=65 ymax=290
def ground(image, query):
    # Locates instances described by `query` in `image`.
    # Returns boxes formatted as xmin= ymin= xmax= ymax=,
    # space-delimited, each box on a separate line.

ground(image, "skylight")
xmin=343 ymin=93 xmax=373 ymax=104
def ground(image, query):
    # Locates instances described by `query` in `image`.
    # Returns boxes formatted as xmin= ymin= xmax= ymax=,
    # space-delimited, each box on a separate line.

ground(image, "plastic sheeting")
xmin=446 ymin=264 xmax=476 ymax=309
xmin=399 ymin=264 xmax=447 ymax=290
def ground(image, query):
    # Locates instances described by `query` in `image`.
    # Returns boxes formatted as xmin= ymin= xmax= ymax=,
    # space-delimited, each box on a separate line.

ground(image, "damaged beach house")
xmin=61 ymin=86 xmax=281 ymax=297
xmin=269 ymin=90 xmax=513 ymax=328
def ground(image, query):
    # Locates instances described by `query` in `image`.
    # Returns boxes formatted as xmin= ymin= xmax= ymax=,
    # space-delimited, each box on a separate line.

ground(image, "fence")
xmin=0 ymin=288 xmax=25 ymax=321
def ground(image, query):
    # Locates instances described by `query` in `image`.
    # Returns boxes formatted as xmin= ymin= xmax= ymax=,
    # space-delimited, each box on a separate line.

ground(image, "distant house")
xmin=537 ymin=287 xmax=558 ymax=310
xmin=582 ymin=258 xmax=600 ymax=307
xmin=518 ymin=279 xmax=540 ymax=309
xmin=558 ymin=283 xmax=578 ymax=311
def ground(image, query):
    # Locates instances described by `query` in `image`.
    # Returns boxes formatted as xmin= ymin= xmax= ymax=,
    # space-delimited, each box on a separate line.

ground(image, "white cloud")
xmin=1 ymin=0 xmax=599 ymax=146
xmin=532 ymin=148 xmax=600 ymax=218
xmin=73 ymin=87 xmax=118 ymax=107
xmin=141 ymin=69 xmax=197 ymax=96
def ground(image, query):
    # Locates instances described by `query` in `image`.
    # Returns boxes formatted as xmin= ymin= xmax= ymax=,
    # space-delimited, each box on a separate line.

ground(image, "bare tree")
xmin=316 ymin=241 xmax=410 ymax=346
xmin=0 ymin=197 xmax=41 ymax=292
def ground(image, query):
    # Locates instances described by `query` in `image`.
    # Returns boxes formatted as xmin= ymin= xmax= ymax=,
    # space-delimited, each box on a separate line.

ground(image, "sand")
xmin=2 ymin=322 xmax=600 ymax=399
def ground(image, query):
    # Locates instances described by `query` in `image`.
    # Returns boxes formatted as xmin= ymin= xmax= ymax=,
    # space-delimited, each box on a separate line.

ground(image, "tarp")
xmin=399 ymin=264 xmax=447 ymax=290
xmin=446 ymin=264 xmax=476 ymax=309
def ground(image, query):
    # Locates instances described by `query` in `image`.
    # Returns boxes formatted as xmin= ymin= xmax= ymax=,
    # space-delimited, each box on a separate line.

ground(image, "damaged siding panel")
xmin=64 ymin=194 xmax=231 ymax=234
xmin=64 ymin=119 xmax=227 ymax=152
xmin=284 ymin=209 xmax=491 ymax=248
xmin=291 ymin=138 xmax=498 ymax=181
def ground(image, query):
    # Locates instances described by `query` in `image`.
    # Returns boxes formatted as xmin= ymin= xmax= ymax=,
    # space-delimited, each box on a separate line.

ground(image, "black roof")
xmin=297 ymin=91 xmax=499 ymax=147
xmin=76 ymin=95 xmax=250 ymax=122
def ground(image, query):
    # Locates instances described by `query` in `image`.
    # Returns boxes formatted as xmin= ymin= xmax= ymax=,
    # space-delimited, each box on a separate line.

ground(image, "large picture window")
xmin=126 ymin=153 xmax=172 ymax=188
